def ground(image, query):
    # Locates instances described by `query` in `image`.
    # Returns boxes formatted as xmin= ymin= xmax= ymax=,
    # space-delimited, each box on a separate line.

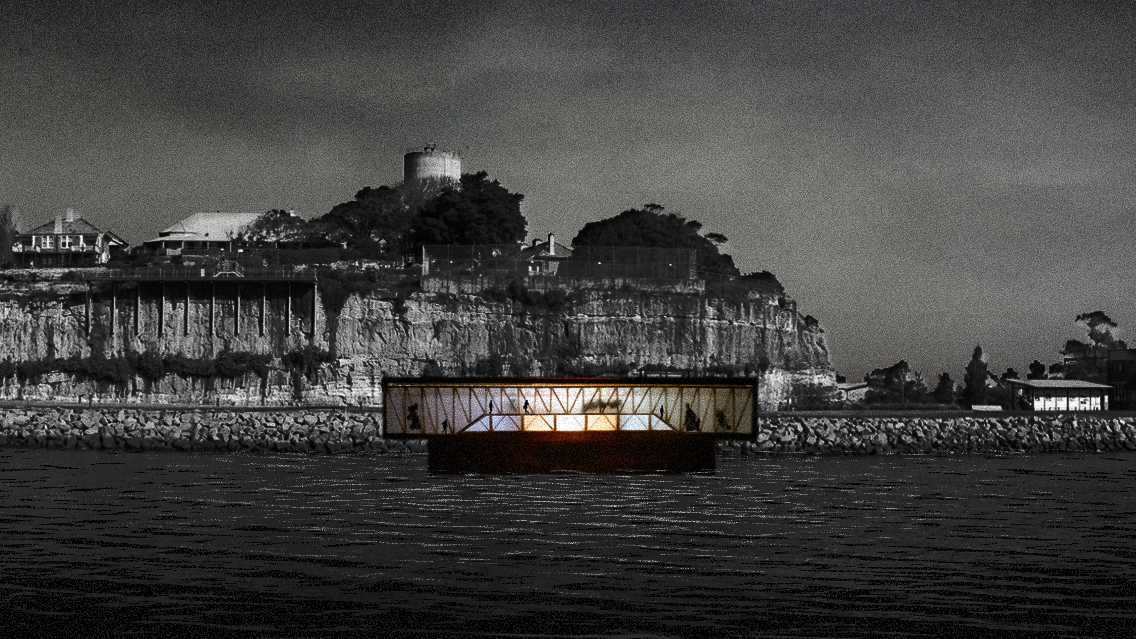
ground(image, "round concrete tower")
xmin=403 ymin=144 xmax=461 ymax=183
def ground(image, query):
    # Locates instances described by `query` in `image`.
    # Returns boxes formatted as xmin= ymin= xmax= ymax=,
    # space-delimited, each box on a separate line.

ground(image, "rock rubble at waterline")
xmin=0 ymin=407 xmax=419 ymax=454
xmin=1 ymin=408 xmax=1134 ymax=455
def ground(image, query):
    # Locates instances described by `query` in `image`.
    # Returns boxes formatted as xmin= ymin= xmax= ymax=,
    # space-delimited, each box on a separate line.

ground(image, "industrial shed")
xmin=1004 ymin=379 xmax=1112 ymax=412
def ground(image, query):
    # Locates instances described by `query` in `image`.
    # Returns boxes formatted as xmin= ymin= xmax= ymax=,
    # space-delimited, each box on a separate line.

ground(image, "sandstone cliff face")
xmin=320 ymin=286 xmax=832 ymax=407
xmin=0 ymin=275 xmax=833 ymax=407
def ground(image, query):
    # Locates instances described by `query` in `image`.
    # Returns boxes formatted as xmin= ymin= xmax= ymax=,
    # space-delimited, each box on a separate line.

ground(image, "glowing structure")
xmin=382 ymin=378 xmax=757 ymax=472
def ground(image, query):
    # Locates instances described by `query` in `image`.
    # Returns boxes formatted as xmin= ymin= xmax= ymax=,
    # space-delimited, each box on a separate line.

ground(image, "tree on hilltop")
xmin=962 ymin=345 xmax=988 ymax=407
xmin=570 ymin=203 xmax=739 ymax=278
xmin=863 ymin=360 xmax=929 ymax=405
xmin=1027 ymin=360 xmax=1047 ymax=380
xmin=239 ymin=209 xmax=311 ymax=245
xmin=737 ymin=270 xmax=784 ymax=295
xmin=312 ymin=185 xmax=412 ymax=254
xmin=1063 ymin=311 xmax=1125 ymax=382
xmin=1076 ymin=311 xmax=1123 ymax=348
xmin=408 ymin=172 xmax=526 ymax=246
xmin=0 ymin=205 xmax=18 ymax=268
xmin=931 ymin=372 xmax=956 ymax=404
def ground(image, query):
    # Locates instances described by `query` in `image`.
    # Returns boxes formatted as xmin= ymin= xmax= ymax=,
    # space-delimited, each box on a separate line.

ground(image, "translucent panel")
xmin=464 ymin=416 xmax=492 ymax=432
xmin=619 ymin=415 xmax=650 ymax=431
xmin=528 ymin=388 xmax=555 ymax=415
xmin=557 ymin=415 xmax=585 ymax=431
xmin=522 ymin=415 xmax=554 ymax=431
xmin=492 ymin=415 xmax=520 ymax=431
xmin=384 ymin=380 xmax=755 ymax=436
xmin=586 ymin=414 xmax=618 ymax=431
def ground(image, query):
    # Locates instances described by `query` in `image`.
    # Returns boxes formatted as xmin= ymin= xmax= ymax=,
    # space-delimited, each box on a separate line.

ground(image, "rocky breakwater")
xmin=0 ymin=406 xmax=425 ymax=454
xmin=745 ymin=414 xmax=1136 ymax=454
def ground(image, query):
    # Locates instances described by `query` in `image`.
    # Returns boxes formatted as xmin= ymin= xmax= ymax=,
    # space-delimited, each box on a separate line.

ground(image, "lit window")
xmin=556 ymin=415 xmax=586 ymax=431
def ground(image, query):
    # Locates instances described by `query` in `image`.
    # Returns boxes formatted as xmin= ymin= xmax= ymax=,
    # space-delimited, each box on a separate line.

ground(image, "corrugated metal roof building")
xmin=1004 ymin=378 xmax=1112 ymax=411
xmin=143 ymin=211 xmax=262 ymax=255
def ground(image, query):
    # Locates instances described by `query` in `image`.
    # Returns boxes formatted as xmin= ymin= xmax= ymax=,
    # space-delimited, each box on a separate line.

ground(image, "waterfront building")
xmin=11 ymin=208 xmax=127 ymax=267
xmin=383 ymin=377 xmax=756 ymax=472
xmin=143 ymin=211 xmax=262 ymax=255
xmin=1004 ymin=379 xmax=1111 ymax=411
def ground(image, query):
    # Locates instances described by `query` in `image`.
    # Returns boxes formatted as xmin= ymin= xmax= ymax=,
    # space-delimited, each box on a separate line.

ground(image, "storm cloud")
xmin=3 ymin=0 xmax=1134 ymax=379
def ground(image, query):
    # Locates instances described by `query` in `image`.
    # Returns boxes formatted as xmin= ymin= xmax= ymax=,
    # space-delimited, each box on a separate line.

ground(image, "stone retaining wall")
xmin=748 ymin=414 xmax=1136 ymax=454
xmin=0 ymin=408 xmax=1134 ymax=455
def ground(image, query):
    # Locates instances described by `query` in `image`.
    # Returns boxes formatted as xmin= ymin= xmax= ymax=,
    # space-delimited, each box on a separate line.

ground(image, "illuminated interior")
xmin=383 ymin=380 xmax=755 ymax=437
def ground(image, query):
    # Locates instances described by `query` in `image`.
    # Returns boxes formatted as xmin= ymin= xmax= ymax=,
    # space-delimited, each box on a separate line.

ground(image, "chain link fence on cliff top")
xmin=422 ymin=244 xmax=700 ymax=280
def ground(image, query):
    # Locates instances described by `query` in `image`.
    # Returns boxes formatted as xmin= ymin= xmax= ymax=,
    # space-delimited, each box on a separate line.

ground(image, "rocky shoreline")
xmin=0 ymin=407 xmax=1134 ymax=455
xmin=749 ymin=414 xmax=1136 ymax=454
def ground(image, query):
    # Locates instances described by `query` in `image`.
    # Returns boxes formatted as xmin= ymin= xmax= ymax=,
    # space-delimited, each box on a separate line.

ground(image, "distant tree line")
xmin=237 ymin=172 xmax=528 ymax=259
xmin=851 ymin=310 xmax=1132 ymax=409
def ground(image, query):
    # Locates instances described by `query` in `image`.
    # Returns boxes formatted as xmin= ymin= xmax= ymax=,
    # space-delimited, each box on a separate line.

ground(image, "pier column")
xmin=110 ymin=283 xmax=116 ymax=337
xmin=183 ymin=283 xmax=190 ymax=336
xmin=134 ymin=285 xmax=140 ymax=335
xmin=85 ymin=284 xmax=91 ymax=335
xmin=310 ymin=282 xmax=316 ymax=339
xmin=286 ymin=282 xmax=292 ymax=337
xmin=210 ymin=282 xmax=216 ymax=337
xmin=158 ymin=283 xmax=165 ymax=336
xmin=259 ymin=284 xmax=266 ymax=337
xmin=234 ymin=284 xmax=240 ymax=335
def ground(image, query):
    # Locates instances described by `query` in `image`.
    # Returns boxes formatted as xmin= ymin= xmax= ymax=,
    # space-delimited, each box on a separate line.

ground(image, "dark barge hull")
xmin=426 ymin=431 xmax=717 ymax=473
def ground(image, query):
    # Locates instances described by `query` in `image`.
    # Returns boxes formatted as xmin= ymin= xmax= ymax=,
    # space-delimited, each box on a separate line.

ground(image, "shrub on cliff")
xmin=283 ymin=346 xmax=333 ymax=382
xmin=8 ymin=351 xmax=272 ymax=388
xmin=214 ymin=352 xmax=271 ymax=380
xmin=317 ymin=269 xmax=384 ymax=317
xmin=132 ymin=350 xmax=166 ymax=382
xmin=483 ymin=280 xmax=571 ymax=311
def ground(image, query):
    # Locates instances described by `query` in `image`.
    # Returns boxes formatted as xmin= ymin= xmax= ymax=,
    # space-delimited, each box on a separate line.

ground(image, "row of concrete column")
xmin=84 ymin=281 xmax=317 ymax=339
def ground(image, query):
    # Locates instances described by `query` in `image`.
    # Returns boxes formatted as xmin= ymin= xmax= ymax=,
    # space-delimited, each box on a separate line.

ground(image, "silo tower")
xmin=403 ymin=144 xmax=462 ymax=183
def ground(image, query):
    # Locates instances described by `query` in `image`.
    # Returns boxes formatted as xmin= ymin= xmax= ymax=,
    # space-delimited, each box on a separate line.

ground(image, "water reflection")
xmin=0 ymin=449 xmax=1133 ymax=637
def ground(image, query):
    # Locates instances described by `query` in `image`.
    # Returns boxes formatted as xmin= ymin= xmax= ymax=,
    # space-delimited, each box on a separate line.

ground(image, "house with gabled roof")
xmin=520 ymin=232 xmax=573 ymax=275
xmin=11 ymin=208 xmax=128 ymax=267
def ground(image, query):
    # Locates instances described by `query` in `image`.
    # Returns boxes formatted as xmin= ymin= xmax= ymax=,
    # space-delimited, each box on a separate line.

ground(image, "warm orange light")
xmin=522 ymin=415 xmax=554 ymax=431
xmin=557 ymin=415 xmax=586 ymax=431
xmin=585 ymin=414 xmax=618 ymax=431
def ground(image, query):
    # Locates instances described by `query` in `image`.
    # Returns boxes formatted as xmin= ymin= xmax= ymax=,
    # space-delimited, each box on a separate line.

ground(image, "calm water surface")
xmin=1 ymin=448 xmax=1134 ymax=638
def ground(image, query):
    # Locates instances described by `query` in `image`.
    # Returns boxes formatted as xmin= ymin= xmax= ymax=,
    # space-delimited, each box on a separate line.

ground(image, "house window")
xmin=60 ymin=235 xmax=72 ymax=249
xmin=41 ymin=236 xmax=53 ymax=249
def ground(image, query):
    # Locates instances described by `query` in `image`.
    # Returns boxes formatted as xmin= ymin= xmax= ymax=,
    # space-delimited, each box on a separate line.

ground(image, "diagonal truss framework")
xmin=382 ymin=378 xmax=756 ymax=439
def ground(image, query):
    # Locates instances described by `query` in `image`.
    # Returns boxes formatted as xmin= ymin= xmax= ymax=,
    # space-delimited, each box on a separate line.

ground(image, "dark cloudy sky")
xmin=3 ymin=0 xmax=1134 ymax=380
